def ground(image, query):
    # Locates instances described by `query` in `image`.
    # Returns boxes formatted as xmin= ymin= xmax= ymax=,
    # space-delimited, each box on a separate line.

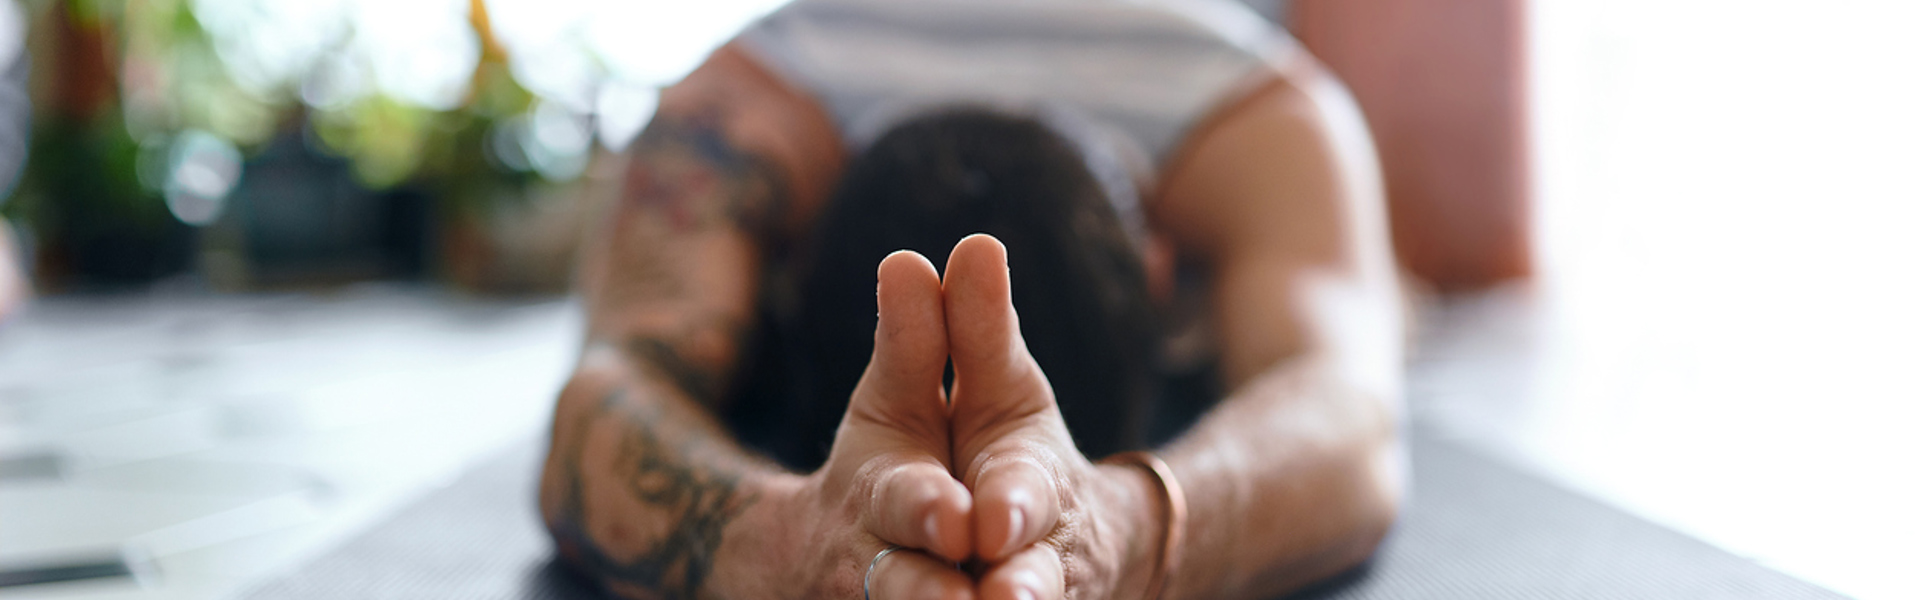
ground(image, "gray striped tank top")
xmin=735 ymin=0 xmax=1294 ymax=174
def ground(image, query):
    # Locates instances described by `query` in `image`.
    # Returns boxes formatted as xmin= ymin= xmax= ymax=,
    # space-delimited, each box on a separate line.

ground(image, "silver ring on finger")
xmin=864 ymin=545 xmax=906 ymax=600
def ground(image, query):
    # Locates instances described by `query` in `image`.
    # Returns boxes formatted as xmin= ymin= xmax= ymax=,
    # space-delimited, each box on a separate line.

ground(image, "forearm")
xmin=538 ymin=58 xmax=852 ymax=598
xmin=1140 ymin=41 xmax=1404 ymax=597
xmin=575 ymin=108 xmax=786 ymax=408
xmin=1160 ymin=356 xmax=1405 ymax=600
xmin=539 ymin=350 xmax=804 ymax=599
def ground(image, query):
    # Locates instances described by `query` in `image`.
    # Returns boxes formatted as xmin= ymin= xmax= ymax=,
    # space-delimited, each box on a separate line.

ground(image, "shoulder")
xmin=660 ymin=44 xmax=846 ymax=229
xmin=1150 ymin=51 xmax=1384 ymax=261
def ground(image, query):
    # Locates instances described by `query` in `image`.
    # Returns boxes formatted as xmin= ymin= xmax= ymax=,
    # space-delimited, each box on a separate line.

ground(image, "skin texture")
xmin=540 ymin=35 xmax=1405 ymax=600
xmin=943 ymin=234 xmax=1158 ymax=600
xmin=1144 ymin=50 xmax=1406 ymax=600
xmin=545 ymin=251 xmax=977 ymax=600
xmin=543 ymin=43 xmax=977 ymax=600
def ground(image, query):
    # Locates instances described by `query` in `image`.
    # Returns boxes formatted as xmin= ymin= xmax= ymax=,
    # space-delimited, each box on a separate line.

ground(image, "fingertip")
xmin=1002 ymin=501 xmax=1025 ymax=559
xmin=972 ymin=459 xmax=1061 ymax=561
xmin=871 ymin=545 xmax=977 ymax=600
xmin=944 ymin=234 xmax=1009 ymax=294
xmin=869 ymin=463 xmax=975 ymax=562
xmin=956 ymin=232 xmax=1007 ymax=260
xmin=870 ymin=248 xmax=949 ymax=393
xmin=878 ymin=249 xmax=940 ymax=283
xmin=956 ymin=233 xmax=1007 ymax=261
xmin=944 ymin=234 xmax=1020 ymax=379
xmin=981 ymin=545 xmax=1064 ymax=600
xmin=878 ymin=250 xmax=944 ymax=318
xmin=928 ymin=475 xmax=975 ymax=562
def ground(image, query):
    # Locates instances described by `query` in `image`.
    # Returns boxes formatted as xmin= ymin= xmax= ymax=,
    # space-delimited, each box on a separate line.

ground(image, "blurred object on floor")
xmin=1290 ymin=0 xmax=1532 ymax=289
xmin=0 ymin=287 xmax=578 ymax=599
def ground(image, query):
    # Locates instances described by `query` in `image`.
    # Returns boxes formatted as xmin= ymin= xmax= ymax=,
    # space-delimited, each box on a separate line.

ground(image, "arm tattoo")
xmin=626 ymin=337 xmax=725 ymax=407
xmin=624 ymin=116 xmax=786 ymax=237
xmin=556 ymin=104 xmax=787 ymax=600
xmin=591 ymin=115 xmax=786 ymax=409
xmin=548 ymin=388 xmax=759 ymax=600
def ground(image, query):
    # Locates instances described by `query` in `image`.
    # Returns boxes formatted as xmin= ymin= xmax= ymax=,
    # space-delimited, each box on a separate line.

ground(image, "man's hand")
xmin=784 ymin=249 xmax=977 ymax=599
xmin=543 ymin=251 xmax=977 ymax=600
xmin=942 ymin=234 xmax=1163 ymax=600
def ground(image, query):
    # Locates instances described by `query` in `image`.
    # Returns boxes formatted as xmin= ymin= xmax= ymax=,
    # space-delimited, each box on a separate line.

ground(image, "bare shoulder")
xmin=1150 ymin=57 xmax=1385 ymax=270
xmin=1149 ymin=56 xmax=1399 ymax=385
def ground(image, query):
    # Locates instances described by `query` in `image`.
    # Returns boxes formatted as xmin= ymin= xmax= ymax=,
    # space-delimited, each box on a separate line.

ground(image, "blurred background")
xmin=0 ymin=0 xmax=1915 ymax=599
xmin=1 ymin=0 xmax=785 ymax=293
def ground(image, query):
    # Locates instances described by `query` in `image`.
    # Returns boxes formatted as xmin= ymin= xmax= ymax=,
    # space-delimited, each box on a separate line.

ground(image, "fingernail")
xmin=1011 ymin=569 xmax=1044 ymax=600
xmin=924 ymin=512 xmax=941 ymax=547
xmin=999 ymin=505 xmax=1025 ymax=558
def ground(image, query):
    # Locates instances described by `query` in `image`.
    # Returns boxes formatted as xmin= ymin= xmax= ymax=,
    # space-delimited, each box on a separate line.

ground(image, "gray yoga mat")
xmin=239 ymin=427 xmax=1843 ymax=599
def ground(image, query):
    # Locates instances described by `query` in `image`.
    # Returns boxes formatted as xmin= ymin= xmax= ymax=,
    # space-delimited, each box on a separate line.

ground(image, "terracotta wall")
xmin=1290 ymin=0 xmax=1532 ymax=289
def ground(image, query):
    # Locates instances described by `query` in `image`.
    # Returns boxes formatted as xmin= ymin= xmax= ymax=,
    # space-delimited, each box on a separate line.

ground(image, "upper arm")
xmin=1151 ymin=64 xmax=1401 ymax=392
xmin=577 ymin=44 xmax=842 ymax=407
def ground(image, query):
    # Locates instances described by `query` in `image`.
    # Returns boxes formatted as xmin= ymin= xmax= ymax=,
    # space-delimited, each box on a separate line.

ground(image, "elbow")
xmin=1333 ymin=417 xmax=1409 ymax=572
xmin=536 ymin=448 xmax=572 ymax=545
xmin=1248 ymin=417 xmax=1405 ymax=598
xmin=537 ymin=442 xmax=592 ymax=580
xmin=536 ymin=433 xmax=582 ymax=564
xmin=537 ymin=364 xmax=622 ymax=557
xmin=1346 ymin=462 xmax=1403 ymax=568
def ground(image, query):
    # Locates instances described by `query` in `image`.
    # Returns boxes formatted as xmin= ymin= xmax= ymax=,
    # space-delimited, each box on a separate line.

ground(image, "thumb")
xmin=944 ymin=234 xmax=1053 ymax=417
xmin=839 ymin=250 xmax=973 ymax=562
xmin=944 ymin=234 xmax=1074 ymax=563
xmin=846 ymin=250 xmax=952 ymax=447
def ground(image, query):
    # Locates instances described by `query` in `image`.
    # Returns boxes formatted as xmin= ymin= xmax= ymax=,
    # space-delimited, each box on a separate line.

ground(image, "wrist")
xmin=1100 ymin=462 xmax=1167 ymax=600
xmin=709 ymin=471 xmax=812 ymax=599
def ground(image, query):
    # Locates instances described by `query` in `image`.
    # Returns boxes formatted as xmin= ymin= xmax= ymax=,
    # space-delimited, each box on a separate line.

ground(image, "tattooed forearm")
xmin=591 ymin=116 xmax=784 ymax=310
xmin=548 ymin=387 xmax=762 ymax=600
xmin=624 ymin=116 xmax=787 ymax=238
xmin=583 ymin=115 xmax=786 ymax=411
xmin=554 ymin=92 xmax=793 ymax=600
xmin=626 ymin=337 xmax=726 ymax=407
xmin=582 ymin=114 xmax=787 ymax=416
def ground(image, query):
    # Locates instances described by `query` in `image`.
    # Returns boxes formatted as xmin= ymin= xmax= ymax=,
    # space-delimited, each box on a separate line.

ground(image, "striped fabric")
xmin=735 ymin=0 xmax=1294 ymax=170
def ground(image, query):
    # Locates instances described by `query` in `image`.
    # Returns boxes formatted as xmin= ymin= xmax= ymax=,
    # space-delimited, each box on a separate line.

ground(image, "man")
xmin=538 ymin=0 xmax=1405 ymax=598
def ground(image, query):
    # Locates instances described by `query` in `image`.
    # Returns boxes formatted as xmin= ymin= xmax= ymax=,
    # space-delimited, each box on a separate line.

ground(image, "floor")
xmin=2 ymin=284 xmax=1906 ymax=599
xmin=1412 ymin=289 xmax=1916 ymax=600
xmin=0 ymin=287 xmax=580 ymax=600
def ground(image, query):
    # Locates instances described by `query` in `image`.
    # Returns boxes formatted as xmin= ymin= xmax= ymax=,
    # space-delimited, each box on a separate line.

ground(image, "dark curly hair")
xmin=725 ymin=108 xmax=1164 ymax=471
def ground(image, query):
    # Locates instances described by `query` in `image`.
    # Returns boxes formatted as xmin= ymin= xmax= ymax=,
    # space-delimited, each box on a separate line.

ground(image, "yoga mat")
xmin=241 ymin=427 xmax=1842 ymax=599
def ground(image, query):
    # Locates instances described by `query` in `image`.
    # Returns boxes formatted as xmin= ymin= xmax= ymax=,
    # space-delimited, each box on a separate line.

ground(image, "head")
xmin=731 ymin=108 xmax=1163 ymax=470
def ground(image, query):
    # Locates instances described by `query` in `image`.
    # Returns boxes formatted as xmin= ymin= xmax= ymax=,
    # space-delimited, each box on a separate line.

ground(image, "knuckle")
xmin=967 ymin=442 xmax=1062 ymax=487
xmin=847 ymin=459 xmax=897 ymax=511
